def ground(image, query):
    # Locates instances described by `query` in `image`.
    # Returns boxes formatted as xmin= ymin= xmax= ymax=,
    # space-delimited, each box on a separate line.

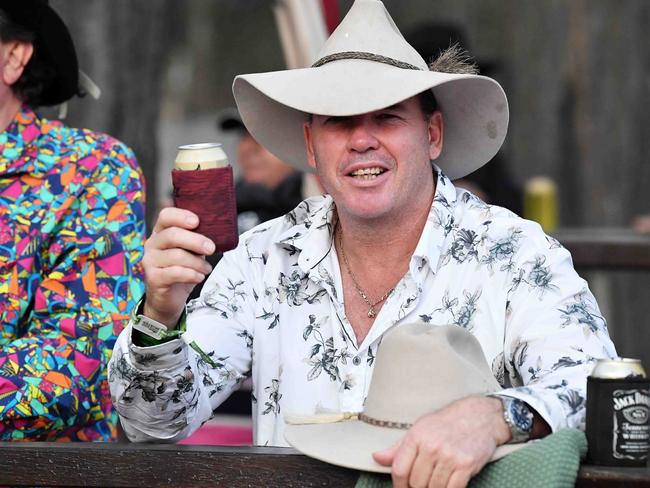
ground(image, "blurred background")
xmin=49 ymin=0 xmax=649 ymax=413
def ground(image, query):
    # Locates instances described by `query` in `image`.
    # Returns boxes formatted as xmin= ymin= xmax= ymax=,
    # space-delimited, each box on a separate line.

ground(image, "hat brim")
xmin=233 ymin=60 xmax=508 ymax=180
xmin=284 ymin=418 xmax=526 ymax=473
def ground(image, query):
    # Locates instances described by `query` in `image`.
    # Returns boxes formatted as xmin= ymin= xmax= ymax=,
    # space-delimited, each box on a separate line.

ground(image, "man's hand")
xmin=141 ymin=207 xmax=216 ymax=328
xmin=373 ymin=396 xmax=510 ymax=488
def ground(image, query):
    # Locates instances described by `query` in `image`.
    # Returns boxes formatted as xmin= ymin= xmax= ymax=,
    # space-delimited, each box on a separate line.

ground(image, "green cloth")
xmin=355 ymin=429 xmax=587 ymax=488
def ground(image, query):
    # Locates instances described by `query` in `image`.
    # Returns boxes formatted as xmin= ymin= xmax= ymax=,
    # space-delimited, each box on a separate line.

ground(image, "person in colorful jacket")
xmin=0 ymin=1 xmax=145 ymax=441
xmin=110 ymin=1 xmax=615 ymax=486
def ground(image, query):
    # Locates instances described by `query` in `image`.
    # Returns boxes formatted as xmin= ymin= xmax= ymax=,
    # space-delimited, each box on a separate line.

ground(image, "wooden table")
xmin=554 ymin=228 xmax=650 ymax=270
xmin=1 ymin=443 xmax=648 ymax=487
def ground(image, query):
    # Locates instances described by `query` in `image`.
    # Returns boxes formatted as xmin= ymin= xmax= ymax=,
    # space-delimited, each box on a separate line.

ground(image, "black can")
xmin=586 ymin=358 xmax=650 ymax=466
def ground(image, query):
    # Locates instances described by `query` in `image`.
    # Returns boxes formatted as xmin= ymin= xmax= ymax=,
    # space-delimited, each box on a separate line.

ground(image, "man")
xmin=0 ymin=1 xmax=145 ymax=441
xmin=109 ymin=0 xmax=615 ymax=486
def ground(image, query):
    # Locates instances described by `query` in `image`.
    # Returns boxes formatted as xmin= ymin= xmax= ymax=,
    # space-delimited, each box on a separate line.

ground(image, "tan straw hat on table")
xmin=232 ymin=0 xmax=508 ymax=180
xmin=284 ymin=324 xmax=526 ymax=473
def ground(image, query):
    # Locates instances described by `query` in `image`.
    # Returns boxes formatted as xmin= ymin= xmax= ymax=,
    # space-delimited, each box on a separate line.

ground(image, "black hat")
xmin=0 ymin=0 xmax=79 ymax=105
xmin=217 ymin=108 xmax=246 ymax=133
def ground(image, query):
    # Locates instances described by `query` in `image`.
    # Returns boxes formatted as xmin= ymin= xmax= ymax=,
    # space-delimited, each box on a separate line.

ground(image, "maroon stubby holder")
xmin=172 ymin=166 xmax=239 ymax=253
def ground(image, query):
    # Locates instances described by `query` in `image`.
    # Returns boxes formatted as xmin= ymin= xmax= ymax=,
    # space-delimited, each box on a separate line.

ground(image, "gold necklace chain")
xmin=337 ymin=225 xmax=394 ymax=318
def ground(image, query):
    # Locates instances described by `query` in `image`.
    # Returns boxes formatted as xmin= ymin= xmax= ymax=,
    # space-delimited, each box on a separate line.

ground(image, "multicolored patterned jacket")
xmin=0 ymin=106 xmax=146 ymax=441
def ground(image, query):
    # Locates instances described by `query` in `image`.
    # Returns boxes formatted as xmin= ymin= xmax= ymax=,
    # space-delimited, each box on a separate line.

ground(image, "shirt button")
xmin=353 ymin=356 xmax=361 ymax=366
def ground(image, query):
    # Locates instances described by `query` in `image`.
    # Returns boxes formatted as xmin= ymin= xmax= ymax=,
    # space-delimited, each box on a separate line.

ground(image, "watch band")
xmin=492 ymin=395 xmax=534 ymax=444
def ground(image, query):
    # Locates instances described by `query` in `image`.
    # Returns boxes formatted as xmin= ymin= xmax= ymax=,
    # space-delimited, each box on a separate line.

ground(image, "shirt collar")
xmin=411 ymin=168 xmax=458 ymax=275
xmin=275 ymin=195 xmax=337 ymax=274
xmin=274 ymin=168 xmax=458 ymax=276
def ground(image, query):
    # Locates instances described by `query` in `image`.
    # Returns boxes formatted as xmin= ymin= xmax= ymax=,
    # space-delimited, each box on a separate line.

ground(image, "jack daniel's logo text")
xmin=613 ymin=391 xmax=650 ymax=411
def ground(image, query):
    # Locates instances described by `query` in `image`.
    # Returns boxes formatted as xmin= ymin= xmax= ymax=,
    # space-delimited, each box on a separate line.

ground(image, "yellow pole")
xmin=523 ymin=176 xmax=559 ymax=232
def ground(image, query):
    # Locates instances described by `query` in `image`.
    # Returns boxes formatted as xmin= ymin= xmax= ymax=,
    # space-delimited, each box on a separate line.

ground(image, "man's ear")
xmin=427 ymin=111 xmax=443 ymax=161
xmin=1 ymin=41 xmax=34 ymax=87
xmin=303 ymin=121 xmax=318 ymax=171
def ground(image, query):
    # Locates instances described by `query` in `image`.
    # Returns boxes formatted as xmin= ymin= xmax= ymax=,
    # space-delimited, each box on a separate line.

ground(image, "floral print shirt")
xmin=0 ymin=106 xmax=146 ymax=441
xmin=109 ymin=169 xmax=616 ymax=446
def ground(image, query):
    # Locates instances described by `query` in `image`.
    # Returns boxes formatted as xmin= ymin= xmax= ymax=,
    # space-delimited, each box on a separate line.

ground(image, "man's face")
xmin=237 ymin=133 xmax=296 ymax=189
xmin=303 ymin=96 xmax=442 ymax=223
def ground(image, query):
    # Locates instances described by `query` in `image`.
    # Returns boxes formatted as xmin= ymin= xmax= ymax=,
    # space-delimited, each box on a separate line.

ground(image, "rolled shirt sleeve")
xmin=109 ymin=247 xmax=256 ymax=442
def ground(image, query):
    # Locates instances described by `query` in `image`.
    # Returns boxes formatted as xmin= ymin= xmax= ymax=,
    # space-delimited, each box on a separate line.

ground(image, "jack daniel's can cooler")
xmin=586 ymin=358 xmax=650 ymax=466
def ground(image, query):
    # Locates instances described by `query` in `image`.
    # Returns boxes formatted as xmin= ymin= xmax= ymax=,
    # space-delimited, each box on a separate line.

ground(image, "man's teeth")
xmin=350 ymin=167 xmax=385 ymax=179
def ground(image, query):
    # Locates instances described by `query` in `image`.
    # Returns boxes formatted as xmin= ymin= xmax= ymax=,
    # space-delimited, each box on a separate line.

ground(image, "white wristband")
xmin=133 ymin=314 xmax=174 ymax=341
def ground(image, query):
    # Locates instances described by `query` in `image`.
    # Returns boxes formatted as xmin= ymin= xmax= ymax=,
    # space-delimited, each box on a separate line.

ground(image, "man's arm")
xmin=496 ymin=230 xmax=617 ymax=433
xmin=108 ymin=208 xmax=256 ymax=443
xmin=373 ymin=396 xmax=507 ymax=488
xmin=374 ymin=222 xmax=615 ymax=487
xmin=0 ymin=142 xmax=146 ymax=441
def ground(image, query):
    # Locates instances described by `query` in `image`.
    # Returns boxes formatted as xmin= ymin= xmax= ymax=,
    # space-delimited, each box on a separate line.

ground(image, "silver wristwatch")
xmin=494 ymin=395 xmax=533 ymax=444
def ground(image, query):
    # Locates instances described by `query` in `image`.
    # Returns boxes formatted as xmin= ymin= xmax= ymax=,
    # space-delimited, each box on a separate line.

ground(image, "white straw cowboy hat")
xmin=233 ymin=0 xmax=508 ymax=180
xmin=284 ymin=324 xmax=526 ymax=473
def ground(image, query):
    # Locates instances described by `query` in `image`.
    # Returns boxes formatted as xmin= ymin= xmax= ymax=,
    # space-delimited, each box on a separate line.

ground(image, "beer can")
xmin=171 ymin=142 xmax=238 ymax=253
xmin=586 ymin=357 xmax=650 ymax=466
xmin=591 ymin=358 xmax=646 ymax=380
xmin=174 ymin=143 xmax=229 ymax=171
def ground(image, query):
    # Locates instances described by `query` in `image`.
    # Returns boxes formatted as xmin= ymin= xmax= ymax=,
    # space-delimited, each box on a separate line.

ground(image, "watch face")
xmin=511 ymin=398 xmax=534 ymax=433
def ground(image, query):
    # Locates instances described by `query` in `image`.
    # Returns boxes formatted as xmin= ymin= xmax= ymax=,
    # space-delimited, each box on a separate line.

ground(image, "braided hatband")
xmin=312 ymin=51 xmax=422 ymax=71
